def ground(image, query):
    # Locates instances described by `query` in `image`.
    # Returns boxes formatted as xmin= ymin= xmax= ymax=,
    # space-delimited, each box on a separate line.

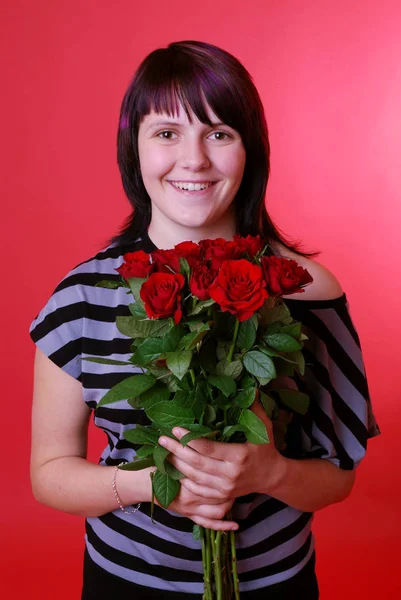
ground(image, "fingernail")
xmin=159 ymin=437 xmax=168 ymax=448
xmin=172 ymin=427 xmax=184 ymax=438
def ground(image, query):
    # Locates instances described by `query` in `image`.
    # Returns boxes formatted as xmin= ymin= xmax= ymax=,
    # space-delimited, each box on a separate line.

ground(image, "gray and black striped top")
xmin=29 ymin=234 xmax=380 ymax=595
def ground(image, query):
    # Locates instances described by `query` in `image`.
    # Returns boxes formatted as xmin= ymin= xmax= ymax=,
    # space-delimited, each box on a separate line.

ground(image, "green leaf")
xmin=239 ymin=409 xmax=270 ymax=444
xmin=193 ymin=382 xmax=208 ymax=420
xmin=179 ymin=426 xmax=214 ymax=446
xmin=166 ymin=350 xmax=192 ymax=380
xmin=97 ymin=374 xmax=156 ymax=407
xmin=259 ymin=302 xmax=291 ymax=325
xmin=135 ymin=445 xmax=155 ymax=458
xmin=118 ymin=456 xmax=155 ymax=470
xmin=216 ymin=359 xmax=243 ymax=379
xmin=202 ymin=404 xmax=216 ymax=427
xmin=132 ymin=338 xmax=167 ymax=366
xmin=128 ymin=303 xmax=147 ymax=318
xmin=124 ymin=425 xmax=160 ymax=446
xmin=147 ymin=401 xmax=195 ymax=427
xmin=192 ymin=524 xmax=202 ymax=540
xmin=258 ymin=345 xmax=281 ymax=358
xmin=152 ymin=470 xmax=180 ymax=507
xmin=259 ymin=391 xmax=279 ymax=420
xmin=243 ymin=351 xmax=276 ymax=380
xmin=96 ymin=279 xmax=123 ymax=289
xmin=239 ymin=373 xmax=256 ymax=389
xmin=280 ymin=322 xmax=302 ymax=338
xmin=116 ymin=316 xmax=172 ymax=339
xmin=153 ymin=445 xmax=170 ymax=473
xmin=289 ymin=350 xmax=306 ymax=376
xmin=178 ymin=327 xmax=209 ymax=351
xmin=164 ymin=324 xmax=188 ymax=350
xmin=81 ymin=357 xmax=132 ymax=366
xmin=237 ymin=314 xmax=258 ymax=350
xmin=164 ymin=374 xmax=181 ymax=393
xmin=188 ymin=298 xmax=215 ymax=316
xmin=179 ymin=257 xmax=191 ymax=279
xmin=222 ymin=424 xmax=247 ymax=441
xmin=266 ymin=322 xmax=281 ymax=335
xmin=263 ymin=333 xmax=302 ymax=353
xmin=277 ymin=389 xmax=310 ymax=415
xmin=127 ymin=277 xmax=147 ymax=306
xmin=164 ymin=462 xmax=185 ymax=480
xmin=172 ymin=389 xmax=203 ymax=421
xmin=133 ymin=384 xmax=171 ymax=410
xmin=207 ymin=375 xmax=237 ymax=398
xmin=234 ymin=387 xmax=257 ymax=409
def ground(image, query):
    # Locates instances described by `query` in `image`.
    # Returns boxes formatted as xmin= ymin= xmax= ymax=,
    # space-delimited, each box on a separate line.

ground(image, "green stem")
xmin=227 ymin=319 xmax=240 ymax=363
xmin=211 ymin=530 xmax=223 ymax=600
xmin=230 ymin=530 xmax=240 ymax=600
xmin=205 ymin=528 xmax=213 ymax=599
xmin=201 ymin=527 xmax=212 ymax=600
xmin=189 ymin=368 xmax=196 ymax=387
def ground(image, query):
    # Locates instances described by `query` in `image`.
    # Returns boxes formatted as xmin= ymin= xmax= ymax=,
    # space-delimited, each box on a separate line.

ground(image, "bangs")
xmin=120 ymin=46 xmax=254 ymax=139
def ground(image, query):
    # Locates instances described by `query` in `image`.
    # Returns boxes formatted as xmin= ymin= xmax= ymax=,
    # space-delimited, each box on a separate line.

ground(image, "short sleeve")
xmin=29 ymin=274 xmax=86 ymax=380
xmin=284 ymin=294 xmax=380 ymax=470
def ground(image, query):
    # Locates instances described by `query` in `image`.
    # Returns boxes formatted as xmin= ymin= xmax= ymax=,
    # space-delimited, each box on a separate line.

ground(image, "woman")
xmin=30 ymin=41 xmax=379 ymax=599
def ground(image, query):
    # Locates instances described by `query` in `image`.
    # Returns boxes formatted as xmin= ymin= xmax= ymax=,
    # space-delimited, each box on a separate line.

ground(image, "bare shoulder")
xmin=274 ymin=244 xmax=344 ymax=301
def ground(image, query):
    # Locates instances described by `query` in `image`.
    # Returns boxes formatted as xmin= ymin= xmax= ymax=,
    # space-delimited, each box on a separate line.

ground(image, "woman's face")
xmin=137 ymin=101 xmax=246 ymax=241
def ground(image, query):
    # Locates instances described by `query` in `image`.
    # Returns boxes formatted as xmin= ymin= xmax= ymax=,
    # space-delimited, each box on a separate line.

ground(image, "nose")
xmin=179 ymin=136 xmax=211 ymax=171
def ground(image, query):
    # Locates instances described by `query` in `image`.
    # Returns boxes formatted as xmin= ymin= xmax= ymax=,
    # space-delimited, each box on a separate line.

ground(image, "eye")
xmin=157 ymin=130 xmax=177 ymax=140
xmin=209 ymin=131 xmax=231 ymax=141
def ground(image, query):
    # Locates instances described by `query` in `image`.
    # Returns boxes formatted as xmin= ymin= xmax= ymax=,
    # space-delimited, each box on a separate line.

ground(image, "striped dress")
xmin=29 ymin=234 xmax=380 ymax=596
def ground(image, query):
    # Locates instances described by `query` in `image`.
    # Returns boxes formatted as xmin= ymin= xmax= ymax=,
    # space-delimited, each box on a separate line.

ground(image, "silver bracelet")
xmin=112 ymin=462 xmax=141 ymax=515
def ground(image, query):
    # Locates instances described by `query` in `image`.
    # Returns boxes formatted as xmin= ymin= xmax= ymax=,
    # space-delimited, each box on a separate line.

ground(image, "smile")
xmin=169 ymin=181 xmax=216 ymax=191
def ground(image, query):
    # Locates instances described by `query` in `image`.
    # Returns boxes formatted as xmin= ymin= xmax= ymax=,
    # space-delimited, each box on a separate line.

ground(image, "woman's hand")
xmin=158 ymin=482 xmax=237 ymax=531
xmin=158 ymin=400 xmax=286 ymax=504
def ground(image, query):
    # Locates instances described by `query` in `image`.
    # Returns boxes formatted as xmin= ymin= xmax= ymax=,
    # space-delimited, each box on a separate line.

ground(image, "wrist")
xmin=258 ymin=452 xmax=290 ymax=497
xmin=114 ymin=466 xmax=155 ymax=506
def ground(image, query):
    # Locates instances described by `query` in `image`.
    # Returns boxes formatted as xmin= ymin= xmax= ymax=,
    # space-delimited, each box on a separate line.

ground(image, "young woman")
xmin=30 ymin=41 xmax=380 ymax=599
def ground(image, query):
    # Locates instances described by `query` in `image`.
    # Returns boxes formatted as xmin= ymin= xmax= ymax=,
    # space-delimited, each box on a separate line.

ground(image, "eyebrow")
xmin=145 ymin=120 xmax=228 ymax=132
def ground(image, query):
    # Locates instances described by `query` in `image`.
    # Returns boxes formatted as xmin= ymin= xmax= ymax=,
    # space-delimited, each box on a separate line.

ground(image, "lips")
xmin=169 ymin=181 xmax=217 ymax=192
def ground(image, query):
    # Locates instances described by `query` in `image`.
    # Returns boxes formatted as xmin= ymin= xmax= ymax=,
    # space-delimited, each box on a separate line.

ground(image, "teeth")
xmin=171 ymin=181 xmax=212 ymax=191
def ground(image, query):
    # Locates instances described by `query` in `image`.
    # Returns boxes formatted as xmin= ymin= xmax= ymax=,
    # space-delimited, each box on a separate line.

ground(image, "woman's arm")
xmin=30 ymin=348 xmax=153 ymax=517
xmin=30 ymin=349 xmax=237 ymax=529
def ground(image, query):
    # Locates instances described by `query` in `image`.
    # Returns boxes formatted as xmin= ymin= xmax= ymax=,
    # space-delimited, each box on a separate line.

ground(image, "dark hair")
xmin=114 ymin=40 xmax=317 ymax=257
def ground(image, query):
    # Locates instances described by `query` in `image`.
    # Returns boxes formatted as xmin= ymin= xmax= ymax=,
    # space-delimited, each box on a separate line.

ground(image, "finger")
xmin=190 ymin=515 xmax=238 ymax=531
xmin=180 ymin=476 xmax=228 ymax=501
xmin=169 ymin=455 xmax=226 ymax=489
xmin=159 ymin=435 xmax=227 ymax=477
xmin=250 ymin=398 xmax=273 ymax=430
xmin=167 ymin=428 xmax=251 ymax=467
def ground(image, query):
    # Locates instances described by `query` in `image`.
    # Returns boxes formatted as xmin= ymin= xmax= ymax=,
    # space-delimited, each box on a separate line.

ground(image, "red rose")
xmin=116 ymin=250 xmax=152 ymax=279
xmin=190 ymin=264 xmax=218 ymax=301
xmin=260 ymin=256 xmax=313 ymax=296
xmin=151 ymin=249 xmax=180 ymax=273
xmin=140 ymin=272 xmax=185 ymax=324
xmin=174 ymin=241 xmax=202 ymax=267
xmin=208 ymin=259 xmax=268 ymax=322
xmin=233 ymin=234 xmax=264 ymax=257
xmin=199 ymin=238 xmax=242 ymax=270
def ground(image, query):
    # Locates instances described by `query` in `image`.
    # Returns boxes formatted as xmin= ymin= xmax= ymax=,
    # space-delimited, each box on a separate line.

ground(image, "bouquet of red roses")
xmin=88 ymin=235 xmax=313 ymax=600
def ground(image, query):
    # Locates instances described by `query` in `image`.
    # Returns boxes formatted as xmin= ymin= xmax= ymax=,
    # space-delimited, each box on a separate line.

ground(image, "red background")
xmin=1 ymin=0 xmax=399 ymax=597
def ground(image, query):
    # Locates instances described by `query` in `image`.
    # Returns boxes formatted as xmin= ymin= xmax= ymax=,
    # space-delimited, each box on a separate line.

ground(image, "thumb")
xmin=250 ymin=393 xmax=273 ymax=428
